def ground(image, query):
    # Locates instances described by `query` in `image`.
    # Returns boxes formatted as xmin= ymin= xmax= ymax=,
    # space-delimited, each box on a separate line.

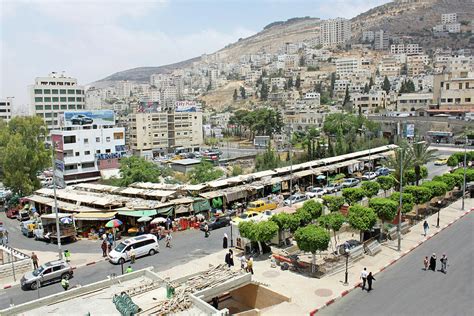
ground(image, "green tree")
xmin=390 ymin=192 xmax=415 ymax=214
xmin=233 ymin=89 xmax=238 ymax=101
xmin=385 ymin=145 xmax=413 ymax=189
xmin=271 ymin=213 xmax=301 ymax=233
xmin=361 ymin=181 xmax=381 ymax=198
xmin=404 ymin=186 xmax=432 ymax=215
xmin=432 ymin=174 xmax=460 ymax=191
xmin=376 ymin=176 xmax=395 ymax=197
xmin=347 ymin=204 xmax=377 ymax=242
xmin=405 ymin=166 xmax=428 ymax=185
xmin=301 ymin=200 xmax=323 ymax=220
xmin=322 ymin=195 xmax=345 ymax=213
xmin=409 ymin=141 xmax=437 ymax=186
xmin=342 ymin=187 xmax=366 ymax=205
xmin=231 ymin=165 xmax=243 ymax=176
xmin=239 ymin=220 xmax=278 ymax=254
xmin=287 ymin=78 xmax=294 ymax=89
xmin=342 ymin=85 xmax=351 ymax=111
xmin=295 ymin=76 xmax=301 ymax=89
xmin=260 ymin=82 xmax=269 ymax=100
xmin=294 ymin=225 xmax=330 ymax=272
xmin=0 ymin=117 xmax=51 ymax=196
xmin=330 ymin=72 xmax=336 ymax=98
xmin=453 ymin=168 xmax=474 ymax=182
xmin=295 ymin=207 xmax=312 ymax=226
xmin=240 ymin=86 xmax=246 ymax=99
xmin=188 ymin=160 xmax=224 ymax=184
xmin=421 ymin=181 xmax=448 ymax=199
xmin=447 ymin=155 xmax=459 ymax=167
xmin=119 ymin=156 xmax=171 ymax=186
xmin=318 ymin=212 xmax=345 ymax=247
xmin=382 ymin=76 xmax=391 ymax=94
xmin=369 ymin=197 xmax=398 ymax=241
xmin=255 ymin=145 xmax=281 ymax=171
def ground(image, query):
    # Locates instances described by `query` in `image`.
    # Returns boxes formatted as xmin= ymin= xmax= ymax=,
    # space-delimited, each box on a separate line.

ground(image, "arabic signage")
xmin=62 ymin=110 xmax=115 ymax=127
xmin=138 ymin=101 xmax=161 ymax=113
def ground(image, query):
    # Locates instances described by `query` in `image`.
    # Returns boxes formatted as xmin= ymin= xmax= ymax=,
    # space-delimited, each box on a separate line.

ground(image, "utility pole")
xmin=397 ymin=148 xmax=403 ymax=252
xmin=289 ymin=125 xmax=293 ymax=206
xmin=462 ymin=136 xmax=467 ymax=211
xmin=51 ymin=107 xmax=63 ymax=260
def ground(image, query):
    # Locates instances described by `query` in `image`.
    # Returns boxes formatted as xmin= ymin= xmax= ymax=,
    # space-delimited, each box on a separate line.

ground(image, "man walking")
xmin=101 ymin=241 xmax=108 ymax=257
xmin=204 ymin=223 xmax=210 ymax=238
xmin=61 ymin=277 xmax=69 ymax=291
xmin=165 ymin=232 xmax=172 ymax=248
xmin=440 ymin=254 xmax=448 ymax=273
xmin=128 ymin=247 xmax=136 ymax=264
xmin=360 ymin=268 xmax=368 ymax=290
xmin=125 ymin=266 xmax=133 ymax=273
xmin=246 ymin=257 xmax=254 ymax=275
xmin=423 ymin=220 xmax=429 ymax=237
xmin=31 ymin=252 xmax=39 ymax=270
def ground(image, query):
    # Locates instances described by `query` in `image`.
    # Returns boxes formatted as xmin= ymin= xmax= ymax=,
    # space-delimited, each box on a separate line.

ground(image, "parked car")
xmin=257 ymin=210 xmax=274 ymax=221
xmin=231 ymin=211 xmax=260 ymax=224
xmin=325 ymin=183 xmax=343 ymax=193
xmin=342 ymin=178 xmax=360 ymax=188
xmin=17 ymin=210 xmax=30 ymax=222
xmin=284 ymin=194 xmax=308 ymax=206
xmin=21 ymin=260 xmax=73 ymax=290
xmin=246 ymin=199 xmax=278 ymax=213
xmin=20 ymin=220 xmax=37 ymax=238
xmin=70 ymin=114 xmax=93 ymax=125
xmin=361 ymin=172 xmax=377 ymax=181
xmin=108 ymin=234 xmax=159 ymax=264
xmin=375 ymin=167 xmax=391 ymax=177
xmin=200 ymin=216 xmax=230 ymax=231
xmin=434 ymin=158 xmax=448 ymax=166
xmin=305 ymin=187 xmax=327 ymax=198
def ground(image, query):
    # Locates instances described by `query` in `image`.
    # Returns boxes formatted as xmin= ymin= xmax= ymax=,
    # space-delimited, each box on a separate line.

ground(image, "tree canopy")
xmin=294 ymin=225 xmax=330 ymax=254
xmin=300 ymin=199 xmax=323 ymax=220
xmin=421 ymin=181 xmax=448 ymax=199
xmin=348 ymin=204 xmax=377 ymax=241
xmin=322 ymin=195 xmax=345 ymax=213
xmin=342 ymin=187 xmax=366 ymax=205
xmin=119 ymin=156 xmax=172 ymax=186
xmin=376 ymin=176 xmax=395 ymax=196
xmin=188 ymin=160 xmax=224 ymax=184
xmin=390 ymin=192 xmax=414 ymax=214
xmin=403 ymin=186 xmax=432 ymax=205
xmin=361 ymin=181 xmax=381 ymax=198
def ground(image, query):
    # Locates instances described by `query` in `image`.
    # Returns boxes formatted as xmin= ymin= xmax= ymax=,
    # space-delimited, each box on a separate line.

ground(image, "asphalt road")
xmin=320 ymin=211 xmax=474 ymax=316
xmin=0 ymin=225 xmax=232 ymax=309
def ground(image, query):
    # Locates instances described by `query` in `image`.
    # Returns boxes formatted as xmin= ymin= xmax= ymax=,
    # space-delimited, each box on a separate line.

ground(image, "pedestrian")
xmin=440 ymin=254 xmax=448 ymax=273
xmin=204 ymin=223 xmax=210 ymax=238
xmin=223 ymin=233 xmax=228 ymax=249
xmin=423 ymin=221 xmax=429 ymax=236
xmin=211 ymin=297 xmax=219 ymax=309
xmin=423 ymin=256 xmax=429 ymax=270
xmin=360 ymin=267 xmax=368 ymax=290
xmin=367 ymin=272 xmax=376 ymax=292
xmin=166 ymin=217 xmax=172 ymax=230
xmin=125 ymin=266 xmax=133 ymax=273
xmin=246 ymin=257 xmax=254 ymax=275
xmin=4 ymin=230 xmax=8 ymax=244
xmin=128 ymin=247 xmax=136 ymax=264
xmin=429 ymin=253 xmax=437 ymax=271
xmin=64 ymin=250 xmax=71 ymax=263
xmin=225 ymin=249 xmax=234 ymax=267
xmin=61 ymin=277 xmax=69 ymax=291
xmin=31 ymin=252 xmax=39 ymax=270
xmin=165 ymin=232 xmax=172 ymax=248
xmin=101 ymin=241 xmax=107 ymax=257
xmin=108 ymin=242 xmax=112 ymax=254
xmin=240 ymin=255 xmax=247 ymax=271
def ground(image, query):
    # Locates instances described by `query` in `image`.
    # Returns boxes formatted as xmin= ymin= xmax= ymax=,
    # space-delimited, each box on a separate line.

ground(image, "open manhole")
xmin=315 ymin=288 xmax=333 ymax=297
xmin=262 ymin=270 xmax=280 ymax=278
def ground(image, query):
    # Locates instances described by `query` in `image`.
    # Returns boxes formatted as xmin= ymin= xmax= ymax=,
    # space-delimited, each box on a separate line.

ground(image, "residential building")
xmin=336 ymin=58 xmax=360 ymax=76
xmin=320 ymin=18 xmax=351 ymax=47
xmin=433 ymin=72 xmax=474 ymax=111
xmin=30 ymin=72 xmax=85 ymax=134
xmin=362 ymin=31 xmax=375 ymax=42
xmin=352 ymin=90 xmax=387 ymax=114
xmin=271 ymin=77 xmax=287 ymax=90
xmin=0 ymin=98 xmax=12 ymax=122
xmin=396 ymin=93 xmax=433 ymax=112
xmin=407 ymin=54 xmax=429 ymax=76
xmin=374 ymin=30 xmax=389 ymax=50
xmin=128 ymin=110 xmax=203 ymax=158
xmin=117 ymin=80 xmax=132 ymax=98
xmin=379 ymin=57 xmax=401 ymax=77
xmin=51 ymin=110 xmax=126 ymax=184
xmin=441 ymin=13 xmax=457 ymax=24
xmin=390 ymin=44 xmax=423 ymax=55
xmin=283 ymin=109 xmax=326 ymax=130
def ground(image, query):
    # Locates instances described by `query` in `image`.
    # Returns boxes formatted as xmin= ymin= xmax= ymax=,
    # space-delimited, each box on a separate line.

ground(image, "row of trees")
xmin=228 ymin=108 xmax=284 ymax=139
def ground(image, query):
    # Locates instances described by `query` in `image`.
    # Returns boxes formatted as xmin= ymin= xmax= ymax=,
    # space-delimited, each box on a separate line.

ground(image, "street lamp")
xmin=462 ymin=136 xmax=467 ymax=211
xmin=436 ymin=201 xmax=441 ymax=228
xmin=397 ymin=148 xmax=403 ymax=252
xmin=288 ymin=125 xmax=293 ymax=206
xmin=359 ymin=127 xmax=372 ymax=172
xmin=343 ymin=244 xmax=349 ymax=286
xmin=50 ymin=103 xmax=63 ymax=260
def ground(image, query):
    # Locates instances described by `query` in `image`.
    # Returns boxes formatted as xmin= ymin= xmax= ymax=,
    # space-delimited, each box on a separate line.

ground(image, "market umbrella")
xmin=151 ymin=217 xmax=166 ymax=224
xmin=60 ymin=217 xmax=73 ymax=225
xmin=105 ymin=219 xmax=123 ymax=228
xmin=137 ymin=216 xmax=152 ymax=223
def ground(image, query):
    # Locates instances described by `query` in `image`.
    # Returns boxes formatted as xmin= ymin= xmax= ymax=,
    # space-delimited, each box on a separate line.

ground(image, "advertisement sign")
xmin=51 ymin=134 xmax=63 ymax=151
xmin=53 ymin=159 xmax=65 ymax=189
xmin=138 ymin=101 xmax=161 ymax=113
xmin=62 ymin=110 xmax=115 ymax=127
xmin=405 ymin=124 xmax=415 ymax=138
xmin=175 ymin=101 xmax=201 ymax=112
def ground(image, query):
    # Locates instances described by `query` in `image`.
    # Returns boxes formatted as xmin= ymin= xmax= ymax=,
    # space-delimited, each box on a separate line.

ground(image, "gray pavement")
xmin=320 ymin=211 xmax=474 ymax=316
xmin=0 ymin=225 xmax=232 ymax=309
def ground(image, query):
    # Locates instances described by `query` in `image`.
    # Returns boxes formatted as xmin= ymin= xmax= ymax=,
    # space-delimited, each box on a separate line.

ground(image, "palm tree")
xmin=409 ymin=141 xmax=438 ymax=185
xmin=385 ymin=142 xmax=413 ymax=190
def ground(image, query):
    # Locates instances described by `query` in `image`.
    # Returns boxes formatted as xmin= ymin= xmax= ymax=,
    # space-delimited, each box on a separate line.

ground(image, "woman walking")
xmin=367 ymin=272 xmax=376 ymax=292
xmin=223 ymin=233 xmax=228 ymax=249
xmin=423 ymin=256 xmax=429 ymax=270
xmin=429 ymin=253 xmax=437 ymax=271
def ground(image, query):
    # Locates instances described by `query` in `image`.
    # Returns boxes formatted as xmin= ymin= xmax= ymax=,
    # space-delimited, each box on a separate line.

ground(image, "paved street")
xmin=0 ymin=225 xmax=232 ymax=308
xmin=320 ymin=211 xmax=474 ymax=316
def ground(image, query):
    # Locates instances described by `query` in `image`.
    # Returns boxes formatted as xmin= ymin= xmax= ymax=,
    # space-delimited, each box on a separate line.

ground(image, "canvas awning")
xmin=224 ymin=189 xmax=247 ymax=203
xmin=41 ymin=213 xmax=71 ymax=219
xmin=193 ymin=199 xmax=211 ymax=212
xmin=294 ymin=169 xmax=318 ymax=178
xmin=181 ymin=184 xmax=207 ymax=191
xmin=74 ymin=212 xmax=117 ymax=221
xmin=200 ymin=191 xmax=223 ymax=199
xmin=117 ymin=210 xmax=157 ymax=217
xmin=175 ymin=204 xmax=190 ymax=214
xmin=26 ymin=195 xmax=54 ymax=205
xmin=155 ymin=206 xmax=174 ymax=216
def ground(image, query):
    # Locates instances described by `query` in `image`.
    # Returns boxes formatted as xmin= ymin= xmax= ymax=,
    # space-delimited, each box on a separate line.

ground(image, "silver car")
xmin=21 ymin=260 xmax=73 ymax=290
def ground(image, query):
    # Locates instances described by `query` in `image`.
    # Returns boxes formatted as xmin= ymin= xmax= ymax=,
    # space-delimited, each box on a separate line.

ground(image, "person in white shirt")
xmin=360 ymin=267 xmax=368 ymax=290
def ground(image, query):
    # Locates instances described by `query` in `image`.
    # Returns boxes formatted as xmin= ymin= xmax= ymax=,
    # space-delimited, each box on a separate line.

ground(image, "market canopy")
xmin=74 ymin=212 xmax=117 ymax=221
xmin=117 ymin=210 xmax=157 ymax=217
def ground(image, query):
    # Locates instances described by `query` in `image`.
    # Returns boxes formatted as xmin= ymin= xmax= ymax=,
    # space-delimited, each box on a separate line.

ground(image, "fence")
xmin=0 ymin=245 xmax=31 ymax=280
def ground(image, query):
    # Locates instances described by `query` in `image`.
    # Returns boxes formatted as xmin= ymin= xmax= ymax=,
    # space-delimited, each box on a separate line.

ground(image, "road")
xmin=320 ymin=211 xmax=474 ymax=316
xmin=0 ymin=225 xmax=232 ymax=309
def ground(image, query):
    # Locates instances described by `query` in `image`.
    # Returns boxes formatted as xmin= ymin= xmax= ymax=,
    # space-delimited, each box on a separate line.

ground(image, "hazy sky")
xmin=1 ymin=0 xmax=389 ymax=106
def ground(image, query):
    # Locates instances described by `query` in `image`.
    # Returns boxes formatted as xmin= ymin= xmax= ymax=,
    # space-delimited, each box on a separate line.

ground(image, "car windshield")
xmin=32 ymin=265 xmax=45 ymax=277
xmin=248 ymin=202 xmax=258 ymax=207
xmin=240 ymin=214 xmax=248 ymax=219
xmin=114 ymin=242 xmax=127 ymax=253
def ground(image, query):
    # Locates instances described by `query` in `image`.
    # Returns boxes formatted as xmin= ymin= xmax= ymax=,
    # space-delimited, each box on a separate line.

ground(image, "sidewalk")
xmin=158 ymin=198 xmax=473 ymax=315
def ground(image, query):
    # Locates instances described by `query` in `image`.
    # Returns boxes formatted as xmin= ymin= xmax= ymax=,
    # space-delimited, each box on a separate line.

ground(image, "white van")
xmin=108 ymin=234 xmax=159 ymax=264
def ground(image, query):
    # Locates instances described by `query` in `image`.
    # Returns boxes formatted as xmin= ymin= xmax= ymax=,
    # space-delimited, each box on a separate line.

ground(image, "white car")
xmin=305 ymin=187 xmax=327 ymax=198
xmin=284 ymin=194 xmax=308 ymax=206
xmin=361 ymin=172 xmax=377 ymax=181
xmin=108 ymin=234 xmax=159 ymax=264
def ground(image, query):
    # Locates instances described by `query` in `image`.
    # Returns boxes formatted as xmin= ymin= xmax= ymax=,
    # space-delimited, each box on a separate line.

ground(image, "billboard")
xmin=138 ymin=101 xmax=161 ymax=113
xmin=175 ymin=101 xmax=201 ymax=112
xmin=62 ymin=110 xmax=115 ymax=127
xmin=405 ymin=124 xmax=415 ymax=138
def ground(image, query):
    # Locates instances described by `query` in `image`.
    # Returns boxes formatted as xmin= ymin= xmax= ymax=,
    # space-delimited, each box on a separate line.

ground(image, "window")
xmin=60 ymin=89 xmax=66 ymax=94
xmin=446 ymin=83 xmax=450 ymax=90
xmin=64 ymin=136 xmax=76 ymax=144
xmin=35 ymin=97 xmax=43 ymax=102
xmin=53 ymin=105 xmax=59 ymax=110
xmin=455 ymin=98 xmax=461 ymax=103
xmin=82 ymin=162 xmax=95 ymax=168
xmin=52 ymin=97 xmax=59 ymax=102
xmin=60 ymin=97 xmax=66 ymax=102
xmin=42 ymin=268 xmax=52 ymax=275
xmin=466 ymin=82 xmax=469 ymax=89
xmin=52 ymin=89 xmax=59 ymax=94
xmin=34 ymin=89 xmax=42 ymax=94
xmin=113 ymin=132 xmax=124 ymax=140
xmin=67 ymin=89 xmax=75 ymax=94
xmin=441 ymin=98 xmax=446 ymax=103
xmin=447 ymin=98 xmax=453 ymax=103
xmin=85 ymin=151 xmax=90 ymax=155
xmin=61 ymin=104 xmax=67 ymax=110
xmin=75 ymin=152 xmax=79 ymax=156
xmin=43 ymin=89 xmax=51 ymax=94
xmin=68 ymin=105 xmax=76 ymax=110
xmin=76 ymin=89 xmax=82 ymax=94
xmin=459 ymin=83 xmax=463 ymax=89
xmin=44 ymin=97 xmax=51 ymax=102
xmin=68 ymin=97 xmax=75 ymax=102
xmin=106 ymin=137 xmax=111 ymax=142
xmin=466 ymin=98 xmax=471 ymax=102
xmin=96 ymin=137 xmax=100 ymax=142
xmin=84 ymin=138 xmax=89 ymax=144
xmin=65 ymin=164 xmax=77 ymax=170
xmin=44 ymin=105 xmax=51 ymax=110
xmin=77 ymin=104 xmax=83 ymax=109
xmin=105 ymin=149 xmax=111 ymax=153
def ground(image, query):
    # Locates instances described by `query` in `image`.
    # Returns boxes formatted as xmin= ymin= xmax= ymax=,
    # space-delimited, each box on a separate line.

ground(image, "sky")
xmin=0 ymin=0 xmax=389 ymax=107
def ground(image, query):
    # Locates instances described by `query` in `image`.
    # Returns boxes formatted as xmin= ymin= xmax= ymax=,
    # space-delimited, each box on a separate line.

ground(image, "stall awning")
xmin=224 ymin=189 xmax=247 ymax=203
xmin=175 ymin=204 xmax=190 ymax=214
xmin=117 ymin=210 xmax=157 ymax=217
xmin=26 ymin=195 xmax=54 ymax=205
xmin=294 ymin=169 xmax=317 ymax=178
xmin=41 ymin=213 xmax=71 ymax=219
xmin=156 ymin=206 xmax=174 ymax=216
xmin=74 ymin=212 xmax=117 ymax=221
xmin=200 ymin=191 xmax=223 ymax=199
xmin=193 ymin=199 xmax=211 ymax=212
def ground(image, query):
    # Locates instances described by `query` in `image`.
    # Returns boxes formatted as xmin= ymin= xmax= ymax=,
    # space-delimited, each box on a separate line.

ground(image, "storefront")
xmin=74 ymin=212 xmax=117 ymax=238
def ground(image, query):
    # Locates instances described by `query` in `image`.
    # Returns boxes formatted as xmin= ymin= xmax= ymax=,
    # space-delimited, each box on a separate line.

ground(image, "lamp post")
xmin=50 ymin=104 xmax=63 ymax=260
xmin=343 ymin=245 xmax=349 ymax=286
xmin=436 ymin=201 xmax=441 ymax=228
xmin=397 ymin=148 xmax=403 ymax=252
xmin=462 ymin=136 xmax=467 ymax=211
xmin=288 ymin=125 xmax=293 ymax=206
xmin=230 ymin=224 xmax=234 ymax=247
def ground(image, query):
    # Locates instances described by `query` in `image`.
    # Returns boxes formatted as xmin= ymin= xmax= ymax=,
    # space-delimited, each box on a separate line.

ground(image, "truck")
xmin=33 ymin=216 xmax=77 ymax=243
xmin=246 ymin=198 xmax=278 ymax=213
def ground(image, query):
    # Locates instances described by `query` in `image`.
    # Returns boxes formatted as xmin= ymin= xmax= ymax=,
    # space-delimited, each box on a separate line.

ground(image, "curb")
xmin=310 ymin=208 xmax=472 ymax=314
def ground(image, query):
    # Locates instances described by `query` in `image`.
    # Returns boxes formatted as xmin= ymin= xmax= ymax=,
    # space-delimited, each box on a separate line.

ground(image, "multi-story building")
xmin=390 ymin=44 xmax=422 ymax=55
xmin=336 ymin=58 xmax=360 ymax=76
xmin=379 ymin=57 xmax=401 ymax=77
xmin=433 ymin=72 xmax=474 ymax=111
xmin=441 ymin=13 xmax=457 ymax=24
xmin=270 ymin=77 xmax=287 ymax=90
xmin=407 ymin=54 xmax=429 ymax=76
xmin=395 ymin=93 xmax=433 ymax=112
xmin=128 ymin=110 xmax=203 ymax=158
xmin=283 ymin=109 xmax=326 ymax=130
xmin=352 ymin=90 xmax=387 ymax=114
xmin=320 ymin=18 xmax=351 ymax=47
xmin=51 ymin=110 xmax=125 ymax=184
xmin=0 ymin=98 xmax=12 ymax=122
xmin=30 ymin=72 xmax=85 ymax=134
xmin=374 ymin=30 xmax=389 ymax=50
xmin=362 ymin=31 xmax=375 ymax=42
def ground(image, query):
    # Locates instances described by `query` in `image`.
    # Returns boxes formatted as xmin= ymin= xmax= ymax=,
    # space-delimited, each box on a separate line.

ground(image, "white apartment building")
xmin=283 ymin=109 xmax=326 ymax=130
xmin=271 ymin=77 xmax=287 ymax=89
xmin=352 ymin=90 xmax=387 ymax=114
xmin=362 ymin=31 xmax=375 ymax=42
xmin=285 ymin=43 xmax=298 ymax=55
xmin=336 ymin=58 xmax=360 ymax=76
xmin=390 ymin=44 xmax=423 ymax=55
xmin=30 ymin=72 xmax=85 ymax=133
xmin=117 ymin=80 xmax=132 ymax=98
xmin=396 ymin=93 xmax=433 ymax=112
xmin=320 ymin=18 xmax=351 ymax=47
xmin=128 ymin=110 xmax=203 ymax=158
xmin=304 ymin=92 xmax=321 ymax=106
xmin=374 ymin=30 xmax=389 ymax=50
xmin=0 ymin=98 xmax=12 ymax=122
xmin=51 ymin=114 xmax=126 ymax=184
xmin=441 ymin=13 xmax=457 ymax=24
